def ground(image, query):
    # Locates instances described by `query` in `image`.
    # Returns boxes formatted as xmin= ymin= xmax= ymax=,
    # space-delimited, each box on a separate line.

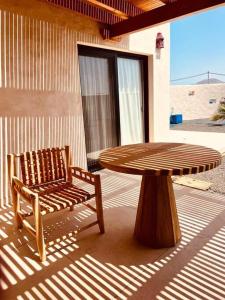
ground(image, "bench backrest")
xmin=18 ymin=147 xmax=69 ymax=187
xmin=19 ymin=146 xmax=69 ymax=187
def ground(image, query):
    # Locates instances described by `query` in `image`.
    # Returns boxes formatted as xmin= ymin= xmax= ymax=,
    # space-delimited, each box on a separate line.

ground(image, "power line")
xmin=171 ymin=72 xmax=208 ymax=82
xmin=210 ymin=72 xmax=225 ymax=77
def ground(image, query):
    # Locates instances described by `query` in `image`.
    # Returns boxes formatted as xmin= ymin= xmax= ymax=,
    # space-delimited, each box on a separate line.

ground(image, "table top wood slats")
xmin=99 ymin=143 xmax=222 ymax=176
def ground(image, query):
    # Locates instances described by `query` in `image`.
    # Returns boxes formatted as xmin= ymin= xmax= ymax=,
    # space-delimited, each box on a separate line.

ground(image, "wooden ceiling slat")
xmin=86 ymin=0 xmax=144 ymax=17
xmin=130 ymin=0 xmax=165 ymax=11
xmin=109 ymin=0 xmax=225 ymax=37
xmin=86 ymin=0 xmax=129 ymax=19
xmin=43 ymin=0 xmax=123 ymax=24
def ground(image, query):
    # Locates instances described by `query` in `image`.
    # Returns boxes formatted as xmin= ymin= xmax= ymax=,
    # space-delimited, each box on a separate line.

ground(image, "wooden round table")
xmin=99 ymin=143 xmax=222 ymax=248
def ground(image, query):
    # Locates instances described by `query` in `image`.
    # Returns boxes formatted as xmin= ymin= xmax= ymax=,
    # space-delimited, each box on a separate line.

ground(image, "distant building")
xmin=197 ymin=78 xmax=224 ymax=84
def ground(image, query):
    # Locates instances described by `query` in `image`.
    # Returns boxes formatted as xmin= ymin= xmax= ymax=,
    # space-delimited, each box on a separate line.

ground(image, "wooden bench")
xmin=8 ymin=145 xmax=105 ymax=261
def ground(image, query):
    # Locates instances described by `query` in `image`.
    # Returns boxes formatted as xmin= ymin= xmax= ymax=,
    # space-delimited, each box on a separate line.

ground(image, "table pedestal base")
xmin=134 ymin=175 xmax=181 ymax=247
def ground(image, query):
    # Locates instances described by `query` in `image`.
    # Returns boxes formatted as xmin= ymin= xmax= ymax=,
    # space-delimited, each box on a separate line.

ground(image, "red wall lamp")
xmin=156 ymin=32 xmax=164 ymax=49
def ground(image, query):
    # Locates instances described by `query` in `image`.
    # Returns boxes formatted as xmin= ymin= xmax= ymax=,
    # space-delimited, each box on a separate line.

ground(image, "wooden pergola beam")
xmin=85 ymin=0 xmax=144 ymax=18
xmin=109 ymin=0 xmax=225 ymax=37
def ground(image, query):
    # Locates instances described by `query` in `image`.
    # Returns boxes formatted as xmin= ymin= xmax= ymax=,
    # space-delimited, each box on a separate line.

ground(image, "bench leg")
xmin=95 ymin=178 xmax=105 ymax=234
xmin=33 ymin=201 xmax=46 ymax=262
xmin=96 ymin=194 xmax=105 ymax=233
xmin=12 ymin=188 xmax=23 ymax=229
xmin=69 ymin=205 xmax=74 ymax=211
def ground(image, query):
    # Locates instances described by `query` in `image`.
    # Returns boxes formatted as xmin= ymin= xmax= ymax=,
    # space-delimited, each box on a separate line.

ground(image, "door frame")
xmin=78 ymin=45 xmax=149 ymax=144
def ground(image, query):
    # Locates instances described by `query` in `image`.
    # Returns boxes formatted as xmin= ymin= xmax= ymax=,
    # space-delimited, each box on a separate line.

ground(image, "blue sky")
xmin=170 ymin=6 xmax=225 ymax=84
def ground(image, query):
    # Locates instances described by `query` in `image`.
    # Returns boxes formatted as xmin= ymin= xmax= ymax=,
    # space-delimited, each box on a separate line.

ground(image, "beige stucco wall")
xmin=171 ymin=84 xmax=225 ymax=120
xmin=129 ymin=25 xmax=170 ymax=141
xmin=0 ymin=0 xmax=170 ymax=206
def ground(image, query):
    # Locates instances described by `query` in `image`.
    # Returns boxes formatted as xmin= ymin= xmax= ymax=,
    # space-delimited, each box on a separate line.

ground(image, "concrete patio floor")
xmin=1 ymin=169 xmax=225 ymax=300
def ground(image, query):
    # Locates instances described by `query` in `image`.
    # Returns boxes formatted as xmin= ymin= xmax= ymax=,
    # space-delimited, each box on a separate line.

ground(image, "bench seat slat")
xmin=30 ymin=182 xmax=91 ymax=215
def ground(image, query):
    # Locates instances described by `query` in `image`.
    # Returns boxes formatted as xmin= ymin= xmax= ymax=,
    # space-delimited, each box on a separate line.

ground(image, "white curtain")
xmin=79 ymin=56 xmax=110 ymax=96
xmin=79 ymin=55 xmax=118 ymax=158
xmin=117 ymin=57 xmax=144 ymax=145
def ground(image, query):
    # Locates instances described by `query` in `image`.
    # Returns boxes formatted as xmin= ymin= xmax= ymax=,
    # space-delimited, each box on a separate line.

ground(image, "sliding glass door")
xmin=78 ymin=46 xmax=148 ymax=171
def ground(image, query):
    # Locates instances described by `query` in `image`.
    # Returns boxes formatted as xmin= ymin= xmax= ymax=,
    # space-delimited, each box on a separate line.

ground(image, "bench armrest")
xmin=69 ymin=166 xmax=100 ymax=186
xmin=12 ymin=176 xmax=38 ymax=203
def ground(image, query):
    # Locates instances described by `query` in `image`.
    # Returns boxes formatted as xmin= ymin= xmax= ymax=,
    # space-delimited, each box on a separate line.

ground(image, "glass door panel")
xmin=117 ymin=57 xmax=144 ymax=145
xmin=79 ymin=55 xmax=118 ymax=170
